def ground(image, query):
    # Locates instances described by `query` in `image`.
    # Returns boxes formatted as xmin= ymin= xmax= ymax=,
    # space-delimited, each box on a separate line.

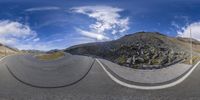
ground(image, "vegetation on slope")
xmin=36 ymin=52 xmax=65 ymax=61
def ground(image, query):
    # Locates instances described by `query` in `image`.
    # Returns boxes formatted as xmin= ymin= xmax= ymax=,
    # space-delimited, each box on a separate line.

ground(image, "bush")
xmin=115 ymin=55 xmax=126 ymax=65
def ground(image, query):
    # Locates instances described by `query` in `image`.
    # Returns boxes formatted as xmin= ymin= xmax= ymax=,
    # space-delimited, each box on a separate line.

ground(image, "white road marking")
xmin=0 ymin=56 xmax=7 ymax=62
xmin=0 ymin=54 xmax=17 ymax=62
xmin=96 ymin=59 xmax=200 ymax=90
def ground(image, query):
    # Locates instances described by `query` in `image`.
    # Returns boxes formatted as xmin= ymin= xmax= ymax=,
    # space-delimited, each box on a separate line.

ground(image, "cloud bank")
xmin=177 ymin=22 xmax=200 ymax=41
xmin=71 ymin=5 xmax=129 ymax=40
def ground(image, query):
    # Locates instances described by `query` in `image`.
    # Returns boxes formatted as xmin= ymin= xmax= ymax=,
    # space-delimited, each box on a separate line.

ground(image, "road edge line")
xmin=0 ymin=56 xmax=9 ymax=62
xmin=96 ymin=59 xmax=200 ymax=90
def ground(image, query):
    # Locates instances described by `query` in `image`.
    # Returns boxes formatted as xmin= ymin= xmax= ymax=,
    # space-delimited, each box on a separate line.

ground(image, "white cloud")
xmin=0 ymin=20 xmax=37 ymax=45
xmin=71 ymin=5 xmax=129 ymax=40
xmin=0 ymin=37 xmax=17 ymax=45
xmin=171 ymin=21 xmax=180 ymax=29
xmin=0 ymin=20 xmax=80 ymax=51
xmin=174 ymin=15 xmax=189 ymax=23
xmin=76 ymin=28 xmax=109 ymax=40
xmin=177 ymin=22 xmax=200 ymax=41
xmin=25 ymin=6 xmax=60 ymax=12
xmin=33 ymin=38 xmax=40 ymax=42
xmin=0 ymin=20 xmax=36 ymax=37
xmin=0 ymin=20 xmax=43 ymax=50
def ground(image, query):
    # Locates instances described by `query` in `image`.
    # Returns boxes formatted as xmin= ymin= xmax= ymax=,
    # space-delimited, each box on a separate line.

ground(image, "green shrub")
xmin=115 ymin=55 xmax=126 ymax=65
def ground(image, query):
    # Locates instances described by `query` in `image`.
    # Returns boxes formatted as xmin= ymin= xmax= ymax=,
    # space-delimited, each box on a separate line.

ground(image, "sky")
xmin=0 ymin=0 xmax=200 ymax=50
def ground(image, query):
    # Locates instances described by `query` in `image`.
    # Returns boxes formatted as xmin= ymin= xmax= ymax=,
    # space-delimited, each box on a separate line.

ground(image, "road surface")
xmin=0 ymin=54 xmax=200 ymax=100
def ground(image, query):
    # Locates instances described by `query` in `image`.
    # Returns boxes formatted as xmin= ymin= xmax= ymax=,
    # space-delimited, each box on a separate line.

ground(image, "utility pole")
xmin=190 ymin=28 xmax=193 ymax=65
xmin=4 ymin=47 xmax=6 ymax=56
xmin=4 ymin=48 xmax=6 ymax=56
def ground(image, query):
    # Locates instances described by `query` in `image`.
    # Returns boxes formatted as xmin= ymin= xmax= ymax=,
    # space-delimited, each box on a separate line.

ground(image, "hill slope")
xmin=65 ymin=32 xmax=200 ymax=69
xmin=0 ymin=44 xmax=19 ymax=56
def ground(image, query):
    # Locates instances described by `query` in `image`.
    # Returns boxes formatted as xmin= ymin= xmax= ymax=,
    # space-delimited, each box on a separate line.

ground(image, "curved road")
xmin=4 ymin=54 xmax=95 ymax=88
xmin=0 ymin=54 xmax=200 ymax=100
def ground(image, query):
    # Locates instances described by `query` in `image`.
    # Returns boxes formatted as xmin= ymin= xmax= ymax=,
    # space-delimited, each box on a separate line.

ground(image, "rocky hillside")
xmin=21 ymin=50 xmax=46 ymax=55
xmin=65 ymin=32 xmax=200 ymax=69
xmin=0 ymin=43 xmax=19 ymax=56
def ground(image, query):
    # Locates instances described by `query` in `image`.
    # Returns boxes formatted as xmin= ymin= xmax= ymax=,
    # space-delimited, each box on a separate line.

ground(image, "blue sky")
xmin=0 ymin=0 xmax=200 ymax=50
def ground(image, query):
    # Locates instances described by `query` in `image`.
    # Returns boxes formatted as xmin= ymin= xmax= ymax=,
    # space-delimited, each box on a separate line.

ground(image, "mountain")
xmin=65 ymin=32 xmax=200 ymax=69
xmin=0 ymin=44 xmax=19 ymax=56
xmin=21 ymin=50 xmax=45 ymax=55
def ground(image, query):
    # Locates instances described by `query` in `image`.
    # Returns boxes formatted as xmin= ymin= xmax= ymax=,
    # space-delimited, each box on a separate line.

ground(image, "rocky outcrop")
xmin=113 ymin=44 xmax=187 ymax=69
xmin=65 ymin=32 xmax=196 ymax=69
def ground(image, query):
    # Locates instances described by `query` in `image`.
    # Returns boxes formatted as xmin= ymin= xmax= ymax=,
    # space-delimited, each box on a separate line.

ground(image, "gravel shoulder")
xmin=99 ymin=59 xmax=192 ymax=84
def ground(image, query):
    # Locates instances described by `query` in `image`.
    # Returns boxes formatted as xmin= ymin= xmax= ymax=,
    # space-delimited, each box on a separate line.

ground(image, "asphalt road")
xmin=0 ymin=54 xmax=200 ymax=100
xmin=4 ymin=54 xmax=94 ymax=88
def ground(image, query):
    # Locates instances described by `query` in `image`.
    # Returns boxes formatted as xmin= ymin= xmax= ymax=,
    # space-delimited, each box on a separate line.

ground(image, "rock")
xmin=135 ymin=57 xmax=145 ymax=63
xmin=126 ymin=57 xmax=132 ymax=64
xmin=132 ymin=56 xmax=136 ymax=64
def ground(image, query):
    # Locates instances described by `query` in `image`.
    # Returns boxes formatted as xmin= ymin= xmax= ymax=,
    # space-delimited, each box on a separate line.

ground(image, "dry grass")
xmin=0 ymin=51 xmax=16 ymax=56
xmin=183 ymin=56 xmax=200 ymax=65
xmin=170 ymin=38 xmax=200 ymax=65
xmin=36 ymin=52 xmax=65 ymax=61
